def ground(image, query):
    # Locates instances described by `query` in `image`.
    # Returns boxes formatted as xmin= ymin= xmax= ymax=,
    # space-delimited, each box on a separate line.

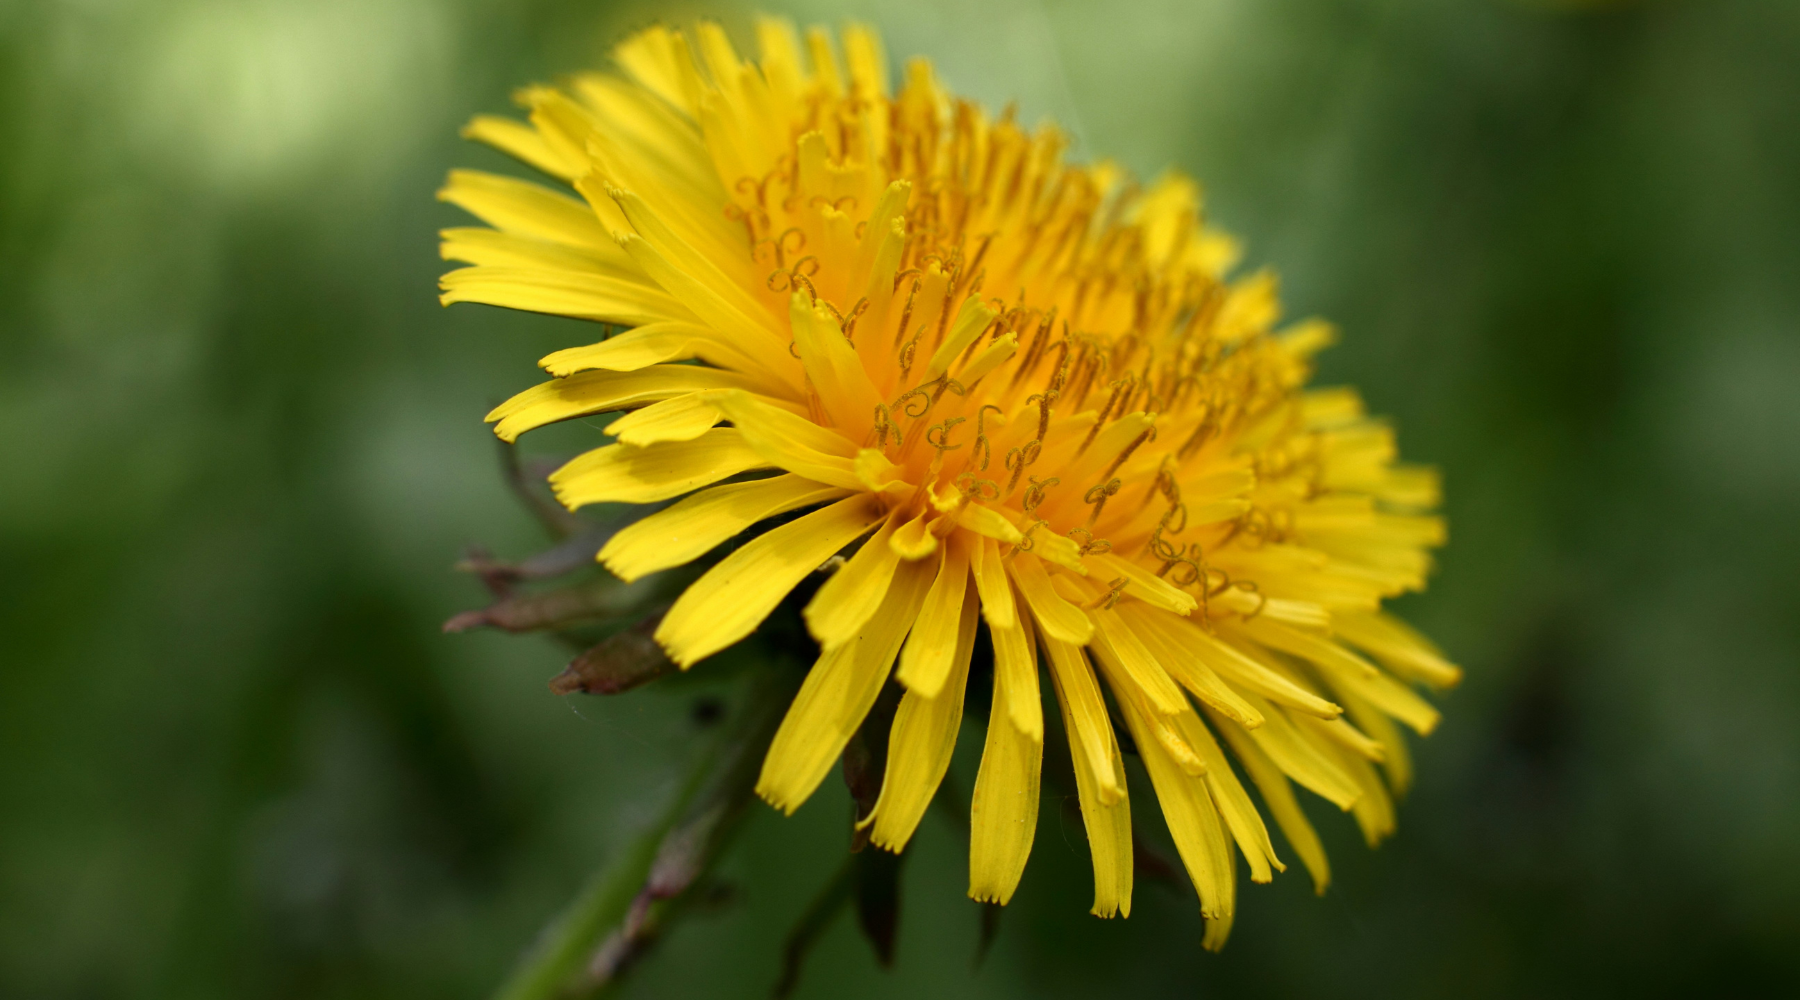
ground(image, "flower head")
xmin=441 ymin=19 xmax=1456 ymax=948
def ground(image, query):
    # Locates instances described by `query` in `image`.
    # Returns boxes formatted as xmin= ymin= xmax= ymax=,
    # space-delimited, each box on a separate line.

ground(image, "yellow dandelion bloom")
xmin=440 ymin=19 xmax=1458 ymax=948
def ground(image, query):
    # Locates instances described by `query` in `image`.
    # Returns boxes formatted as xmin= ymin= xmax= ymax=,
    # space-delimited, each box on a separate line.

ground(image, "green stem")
xmin=491 ymin=667 xmax=798 ymax=1000
xmin=490 ymin=772 xmax=691 ymax=1000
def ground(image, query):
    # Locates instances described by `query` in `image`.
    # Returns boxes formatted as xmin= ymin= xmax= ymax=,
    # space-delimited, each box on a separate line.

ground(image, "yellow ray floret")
xmin=441 ymin=18 xmax=1456 ymax=948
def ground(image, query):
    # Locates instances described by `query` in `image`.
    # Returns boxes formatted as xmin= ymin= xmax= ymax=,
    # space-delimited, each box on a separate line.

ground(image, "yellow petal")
xmin=868 ymin=585 xmax=979 ymax=851
xmin=843 ymin=24 xmax=888 ymax=99
xmin=1316 ymin=661 xmax=1442 ymax=737
xmin=1172 ymin=711 xmax=1284 ymax=884
xmin=579 ymin=111 xmax=744 ymax=275
xmin=956 ymin=332 xmax=1018 ymax=387
xmin=1339 ymin=686 xmax=1414 ymax=794
xmin=1010 ymin=553 xmax=1094 ymax=644
xmin=1115 ymin=603 xmax=1263 ymax=729
xmin=855 ymin=215 xmax=907 ymax=397
xmin=1233 ymin=617 xmax=1380 ymax=680
xmin=439 ymin=265 xmax=691 ymax=328
xmin=853 ymin=448 xmax=910 ymax=494
xmin=709 ymin=389 xmax=864 ymax=490
xmin=1086 ymin=605 xmax=1189 ymax=715
xmin=1028 ymin=528 xmax=1088 ymax=574
xmin=1211 ymin=710 xmax=1330 ymax=894
xmin=1238 ymin=692 xmax=1361 ymax=811
xmin=1332 ymin=610 xmax=1461 ymax=687
xmin=517 ymin=86 xmax=599 ymax=182
xmin=1297 ymin=715 xmax=1388 ymax=764
xmin=1089 ymin=637 xmax=1204 ymax=776
xmin=804 ymin=515 xmax=903 ymax=651
xmin=790 ymin=292 xmax=882 ymax=441
xmin=440 ymin=226 xmax=633 ymax=275
xmin=958 ymin=503 xmax=1024 ymax=546
xmin=850 ymin=181 xmax=910 ymax=309
xmin=606 ymin=392 xmax=724 ymax=446
xmin=921 ymin=296 xmax=998 ymax=382
xmin=538 ymin=323 xmax=708 ymax=375
xmin=537 ymin=321 xmax=797 ymax=393
xmin=612 ymin=24 xmax=703 ymax=117
xmin=969 ymin=535 xmax=1016 ymax=630
xmin=1231 ymin=620 xmax=1440 ymax=734
xmin=656 ymin=493 xmax=883 ymax=666
xmin=991 ymin=606 xmax=1044 ymax=743
xmin=803 ymin=26 xmax=844 ymax=98
xmin=569 ymin=71 xmax=719 ymax=202
xmin=888 ymin=510 xmax=938 ymax=560
xmin=599 ymin=474 xmax=850 ymax=582
xmin=895 ymin=535 xmax=970 ymax=697
xmin=968 ymin=655 xmax=1043 ymax=906
xmin=1041 ymin=637 xmax=1122 ymax=807
xmin=1186 ymin=626 xmax=1343 ymax=719
xmin=437 ymin=169 xmax=623 ymax=254
xmin=548 ymin=429 xmax=767 ymax=509
xmin=712 ymin=389 xmax=856 ymax=457
xmin=1087 ymin=553 xmax=1197 ymax=616
xmin=1305 ymin=723 xmax=1395 ymax=847
xmin=1061 ymin=411 xmax=1156 ymax=496
xmin=756 ymin=554 xmax=936 ymax=812
xmin=487 ymin=366 xmax=759 ymax=443
xmin=612 ymin=231 xmax=755 ymax=339
xmin=753 ymin=17 xmax=804 ymax=114
xmin=607 ymin=189 xmax=785 ymax=340
xmin=1044 ymin=636 xmax=1132 ymax=918
xmin=459 ymin=115 xmax=575 ymax=180
xmin=604 ymin=181 xmax=781 ymax=323
xmin=1110 ymin=685 xmax=1235 ymax=947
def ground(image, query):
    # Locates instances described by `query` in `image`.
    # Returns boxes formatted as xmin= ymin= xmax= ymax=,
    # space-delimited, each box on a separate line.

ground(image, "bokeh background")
xmin=5 ymin=0 xmax=1798 ymax=996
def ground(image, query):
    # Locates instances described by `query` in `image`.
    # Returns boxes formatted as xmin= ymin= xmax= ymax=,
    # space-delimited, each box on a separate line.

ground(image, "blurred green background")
xmin=5 ymin=0 xmax=1798 ymax=996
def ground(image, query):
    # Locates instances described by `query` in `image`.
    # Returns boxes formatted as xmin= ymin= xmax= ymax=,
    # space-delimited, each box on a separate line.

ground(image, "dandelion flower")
xmin=440 ymin=19 xmax=1458 ymax=948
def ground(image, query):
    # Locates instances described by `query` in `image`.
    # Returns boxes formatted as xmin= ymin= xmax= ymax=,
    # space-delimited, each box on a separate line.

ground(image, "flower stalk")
xmin=492 ymin=666 xmax=799 ymax=1000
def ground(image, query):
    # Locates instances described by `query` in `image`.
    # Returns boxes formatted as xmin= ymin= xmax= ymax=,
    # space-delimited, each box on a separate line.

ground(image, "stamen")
xmin=1085 ymin=576 xmax=1129 ymax=610
xmin=959 ymin=233 xmax=995 ymax=298
xmin=1025 ymin=391 xmax=1056 ymax=443
xmin=1163 ymin=556 xmax=1202 ymax=589
xmin=893 ymin=386 xmax=932 ymax=419
xmin=931 ymin=264 xmax=960 ymax=348
xmin=1232 ymin=579 xmax=1267 ymax=621
xmin=868 ymin=403 xmax=896 ymax=449
xmin=924 ymin=416 xmax=967 ymax=454
xmin=1177 ymin=400 xmax=1220 ymax=459
xmin=1002 ymin=442 xmax=1038 ymax=497
xmin=895 ymin=278 xmax=923 ymax=362
xmin=1099 ymin=426 xmax=1157 ymax=482
xmin=1006 ymin=518 xmax=1043 ymax=557
xmin=1008 ymin=308 xmax=1056 ymax=389
xmin=1147 ymin=505 xmax=1189 ymax=563
xmin=1139 ymin=455 xmax=1178 ymax=513
xmin=1065 ymin=527 xmax=1112 ymax=557
xmin=775 ymin=226 xmax=806 ymax=267
xmin=1082 ymin=477 xmax=1121 ymax=528
xmin=1076 ymin=375 xmax=1133 ymax=456
xmin=972 ymin=404 xmax=1002 ymax=471
xmin=1021 ymin=475 xmax=1059 ymax=515
xmin=722 ymin=203 xmax=759 ymax=253
xmin=841 ymin=297 xmax=870 ymax=344
xmin=955 ymin=472 xmax=1001 ymax=501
